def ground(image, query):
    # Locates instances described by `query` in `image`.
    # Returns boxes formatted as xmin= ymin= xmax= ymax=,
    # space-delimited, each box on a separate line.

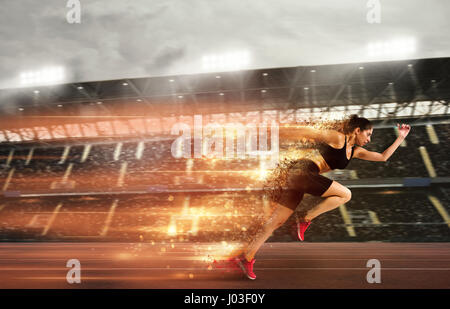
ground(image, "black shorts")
xmin=265 ymin=159 xmax=333 ymax=211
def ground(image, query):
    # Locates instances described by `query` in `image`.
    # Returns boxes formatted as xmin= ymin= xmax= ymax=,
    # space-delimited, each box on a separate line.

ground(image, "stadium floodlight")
xmin=367 ymin=37 xmax=416 ymax=58
xmin=202 ymin=50 xmax=251 ymax=71
xmin=20 ymin=66 xmax=65 ymax=86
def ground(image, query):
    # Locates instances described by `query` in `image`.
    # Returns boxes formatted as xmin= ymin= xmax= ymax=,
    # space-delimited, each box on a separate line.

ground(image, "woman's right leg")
xmin=243 ymin=202 xmax=294 ymax=261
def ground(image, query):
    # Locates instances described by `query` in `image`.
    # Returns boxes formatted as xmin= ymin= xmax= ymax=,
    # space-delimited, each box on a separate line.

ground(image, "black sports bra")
xmin=318 ymin=135 xmax=355 ymax=170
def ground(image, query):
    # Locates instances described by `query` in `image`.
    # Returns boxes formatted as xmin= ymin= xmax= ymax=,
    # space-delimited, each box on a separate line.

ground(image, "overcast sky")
xmin=0 ymin=0 xmax=449 ymax=89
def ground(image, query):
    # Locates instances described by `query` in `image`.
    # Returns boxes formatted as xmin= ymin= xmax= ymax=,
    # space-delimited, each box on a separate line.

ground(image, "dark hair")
xmin=343 ymin=114 xmax=372 ymax=134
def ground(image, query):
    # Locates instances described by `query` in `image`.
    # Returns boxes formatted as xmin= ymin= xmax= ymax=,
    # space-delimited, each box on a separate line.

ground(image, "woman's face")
xmin=356 ymin=127 xmax=373 ymax=146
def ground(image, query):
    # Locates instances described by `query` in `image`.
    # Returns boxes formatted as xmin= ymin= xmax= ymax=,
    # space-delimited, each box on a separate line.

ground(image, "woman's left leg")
xmin=243 ymin=202 xmax=294 ymax=261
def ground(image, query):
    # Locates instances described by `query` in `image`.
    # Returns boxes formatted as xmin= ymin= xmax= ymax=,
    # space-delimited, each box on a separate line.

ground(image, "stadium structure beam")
xmin=328 ymin=66 xmax=359 ymax=108
xmin=443 ymin=100 xmax=449 ymax=115
xmin=68 ymin=83 xmax=113 ymax=114
xmin=429 ymin=67 xmax=450 ymax=102
xmin=287 ymin=66 xmax=303 ymax=103
xmin=176 ymin=76 xmax=201 ymax=115
xmin=72 ymin=83 xmax=94 ymax=101
xmin=366 ymin=66 xmax=410 ymax=111
xmin=124 ymin=79 xmax=156 ymax=114
xmin=237 ymin=72 xmax=245 ymax=104
xmin=0 ymin=58 xmax=449 ymax=126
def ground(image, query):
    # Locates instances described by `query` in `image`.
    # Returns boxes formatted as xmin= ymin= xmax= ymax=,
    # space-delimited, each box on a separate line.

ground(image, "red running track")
xmin=0 ymin=242 xmax=449 ymax=289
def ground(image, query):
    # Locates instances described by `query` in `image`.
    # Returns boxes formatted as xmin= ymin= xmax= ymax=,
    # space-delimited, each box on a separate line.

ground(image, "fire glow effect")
xmin=0 ymin=113 xmax=350 ymax=250
xmin=0 ymin=191 xmax=269 ymax=248
xmin=0 ymin=114 xmax=357 ymax=285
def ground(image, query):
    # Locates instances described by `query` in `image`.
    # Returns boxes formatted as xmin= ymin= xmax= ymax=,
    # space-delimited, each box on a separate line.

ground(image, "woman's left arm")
xmin=354 ymin=123 xmax=411 ymax=162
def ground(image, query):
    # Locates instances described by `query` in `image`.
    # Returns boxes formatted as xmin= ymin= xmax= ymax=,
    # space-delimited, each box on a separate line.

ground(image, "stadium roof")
xmin=0 ymin=57 xmax=449 ymax=144
xmin=1 ymin=57 xmax=449 ymax=115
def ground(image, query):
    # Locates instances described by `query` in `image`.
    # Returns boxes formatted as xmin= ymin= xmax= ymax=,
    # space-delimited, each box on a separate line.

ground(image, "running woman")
xmin=234 ymin=114 xmax=411 ymax=280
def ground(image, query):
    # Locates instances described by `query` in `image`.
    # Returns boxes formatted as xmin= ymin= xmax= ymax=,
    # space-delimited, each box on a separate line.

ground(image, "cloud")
xmin=0 ymin=0 xmax=449 ymax=89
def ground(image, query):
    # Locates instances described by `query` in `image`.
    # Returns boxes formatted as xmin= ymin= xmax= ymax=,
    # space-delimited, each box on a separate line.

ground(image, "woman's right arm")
xmin=279 ymin=125 xmax=341 ymax=145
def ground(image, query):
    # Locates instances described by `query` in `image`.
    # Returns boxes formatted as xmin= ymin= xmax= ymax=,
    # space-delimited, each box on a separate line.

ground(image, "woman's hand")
xmin=397 ymin=123 xmax=411 ymax=139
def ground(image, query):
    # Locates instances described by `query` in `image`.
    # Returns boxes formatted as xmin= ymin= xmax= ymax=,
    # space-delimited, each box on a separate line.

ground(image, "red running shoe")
xmin=297 ymin=221 xmax=311 ymax=241
xmin=212 ymin=257 xmax=240 ymax=273
xmin=235 ymin=254 xmax=256 ymax=280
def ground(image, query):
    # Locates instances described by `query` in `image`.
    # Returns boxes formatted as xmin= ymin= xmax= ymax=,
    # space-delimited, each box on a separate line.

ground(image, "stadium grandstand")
xmin=0 ymin=57 xmax=449 ymax=243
